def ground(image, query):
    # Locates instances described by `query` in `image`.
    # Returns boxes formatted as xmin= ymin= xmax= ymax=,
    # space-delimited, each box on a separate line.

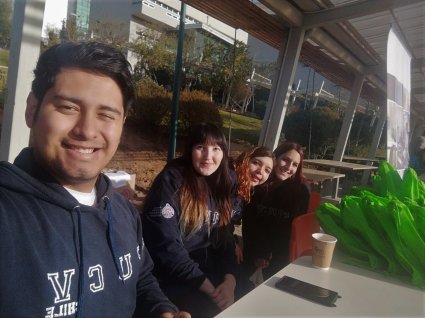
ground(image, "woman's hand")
xmin=210 ymin=274 xmax=236 ymax=310
xmin=199 ymin=277 xmax=216 ymax=297
xmin=254 ymin=258 xmax=270 ymax=269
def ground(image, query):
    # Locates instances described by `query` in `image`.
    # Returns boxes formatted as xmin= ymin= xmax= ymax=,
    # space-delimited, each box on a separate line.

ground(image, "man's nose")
xmin=72 ymin=113 xmax=97 ymax=139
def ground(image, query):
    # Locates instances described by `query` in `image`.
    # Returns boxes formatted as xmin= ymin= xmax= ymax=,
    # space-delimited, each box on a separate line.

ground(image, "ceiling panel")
xmin=183 ymin=0 xmax=425 ymax=111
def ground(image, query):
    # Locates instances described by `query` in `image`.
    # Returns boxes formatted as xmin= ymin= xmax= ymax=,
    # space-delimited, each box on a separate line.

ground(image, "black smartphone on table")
xmin=275 ymin=276 xmax=340 ymax=307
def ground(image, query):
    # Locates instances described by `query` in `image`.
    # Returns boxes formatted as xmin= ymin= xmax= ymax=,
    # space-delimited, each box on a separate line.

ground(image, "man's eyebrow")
xmin=53 ymin=95 xmax=123 ymax=116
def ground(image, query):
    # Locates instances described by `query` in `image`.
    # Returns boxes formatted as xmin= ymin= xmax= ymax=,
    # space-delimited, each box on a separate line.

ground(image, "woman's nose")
xmin=202 ymin=148 xmax=212 ymax=159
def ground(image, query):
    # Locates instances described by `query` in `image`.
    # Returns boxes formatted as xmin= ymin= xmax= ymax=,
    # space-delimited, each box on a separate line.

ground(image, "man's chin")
xmin=54 ymin=168 xmax=100 ymax=189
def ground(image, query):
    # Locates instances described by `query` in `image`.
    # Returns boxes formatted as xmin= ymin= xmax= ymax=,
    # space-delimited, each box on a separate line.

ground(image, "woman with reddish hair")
xmin=242 ymin=141 xmax=311 ymax=279
xmin=231 ymin=146 xmax=274 ymax=263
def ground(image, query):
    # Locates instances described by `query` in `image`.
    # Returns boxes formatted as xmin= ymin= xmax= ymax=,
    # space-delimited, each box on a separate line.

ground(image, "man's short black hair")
xmin=32 ymin=41 xmax=135 ymax=115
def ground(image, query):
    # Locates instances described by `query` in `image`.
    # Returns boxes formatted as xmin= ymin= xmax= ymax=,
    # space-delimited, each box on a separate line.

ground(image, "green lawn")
xmin=0 ymin=50 xmax=8 ymax=92
xmin=0 ymin=49 xmax=9 ymax=66
xmin=219 ymin=109 xmax=262 ymax=146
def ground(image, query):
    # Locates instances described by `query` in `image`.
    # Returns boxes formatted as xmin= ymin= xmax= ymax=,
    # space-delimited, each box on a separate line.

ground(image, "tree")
xmin=0 ymin=0 xmax=12 ymax=49
xmin=42 ymin=18 xmax=129 ymax=52
xmin=43 ymin=24 xmax=61 ymax=48
xmin=62 ymin=15 xmax=85 ymax=42
xmin=130 ymin=29 xmax=177 ymax=84
xmin=129 ymin=29 xmax=252 ymax=107
xmin=192 ymin=37 xmax=252 ymax=105
xmin=283 ymin=106 xmax=341 ymax=157
xmin=192 ymin=36 xmax=228 ymax=101
xmin=221 ymin=40 xmax=253 ymax=107
xmin=90 ymin=20 xmax=129 ymax=49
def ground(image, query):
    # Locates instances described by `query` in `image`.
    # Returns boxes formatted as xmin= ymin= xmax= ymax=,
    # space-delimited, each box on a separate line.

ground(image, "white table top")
xmin=217 ymin=255 xmax=425 ymax=317
xmin=303 ymin=168 xmax=345 ymax=183
xmin=304 ymin=159 xmax=378 ymax=171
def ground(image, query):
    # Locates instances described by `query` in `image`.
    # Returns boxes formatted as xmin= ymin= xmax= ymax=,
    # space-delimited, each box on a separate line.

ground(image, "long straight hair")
xmin=179 ymin=123 xmax=233 ymax=236
xmin=233 ymin=146 xmax=275 ymax=203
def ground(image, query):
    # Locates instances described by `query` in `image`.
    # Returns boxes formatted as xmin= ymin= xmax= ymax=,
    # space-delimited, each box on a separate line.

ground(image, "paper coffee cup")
xmin=312 ymin=233 xmax=337 ymax=270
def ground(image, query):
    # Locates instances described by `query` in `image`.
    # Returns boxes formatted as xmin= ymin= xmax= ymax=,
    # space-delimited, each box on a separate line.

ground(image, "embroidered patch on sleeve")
xmin=161 ymin=203 xmax=175 ymax=219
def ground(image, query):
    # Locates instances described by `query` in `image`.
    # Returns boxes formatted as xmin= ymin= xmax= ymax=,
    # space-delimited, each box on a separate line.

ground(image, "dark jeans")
xmin=162 ymin=284 xmax=220 ymax=318
xmin=160 ymin=271 xmax=254 ymax=318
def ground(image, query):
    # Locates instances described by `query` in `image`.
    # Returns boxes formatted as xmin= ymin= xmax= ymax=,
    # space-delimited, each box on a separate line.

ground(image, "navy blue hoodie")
xmin=0 ymin=148 xmax=177 ymax=317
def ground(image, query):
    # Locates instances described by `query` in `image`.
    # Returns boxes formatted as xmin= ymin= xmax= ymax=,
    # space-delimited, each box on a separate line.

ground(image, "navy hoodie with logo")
xmin=0 ymin=148 xmax=177 ymax=318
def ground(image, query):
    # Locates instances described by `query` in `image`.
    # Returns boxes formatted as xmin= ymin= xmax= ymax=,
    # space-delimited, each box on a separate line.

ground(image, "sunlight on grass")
xmin=0 ymin=49 xmax=9 ymax=66
xmin=219 ymin=109 xmax=262 ymax=146
xmin=0 ymin=50 xmax=8 ymax=92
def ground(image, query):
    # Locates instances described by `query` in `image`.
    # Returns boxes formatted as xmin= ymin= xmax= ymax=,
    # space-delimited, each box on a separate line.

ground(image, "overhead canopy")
xmin=182 ymin=0 xmax=425 ymax=117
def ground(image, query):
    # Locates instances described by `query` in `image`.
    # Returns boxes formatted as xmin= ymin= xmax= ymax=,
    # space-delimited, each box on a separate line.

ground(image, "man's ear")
xmin=25 ymin=93 xmax=39 ymax=128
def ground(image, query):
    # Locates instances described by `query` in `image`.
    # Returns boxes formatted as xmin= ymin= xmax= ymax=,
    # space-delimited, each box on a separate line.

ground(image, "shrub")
xmin=179 ymin=90 xmax=222 ymax=134
xmin=131 ymin=78 xmax=171 ymax=134
xmin=131 ymin=81 xmax=222 ymax=135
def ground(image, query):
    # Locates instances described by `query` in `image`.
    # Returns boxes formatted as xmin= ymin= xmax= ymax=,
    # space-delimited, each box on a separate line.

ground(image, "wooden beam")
xmin=304 ymin=0 xmax=424 ymax=29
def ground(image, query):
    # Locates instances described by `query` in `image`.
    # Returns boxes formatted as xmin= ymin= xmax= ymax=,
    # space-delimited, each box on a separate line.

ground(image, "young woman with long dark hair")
xmin=142 ymin=123 xmax=239 ymax=317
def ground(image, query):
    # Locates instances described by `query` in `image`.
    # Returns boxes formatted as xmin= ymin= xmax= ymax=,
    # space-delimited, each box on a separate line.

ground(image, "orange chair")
xmin=307 ymin=191 xmax=321 ymax=214
xmin=288 ymin=212 xmax=320 ymax=262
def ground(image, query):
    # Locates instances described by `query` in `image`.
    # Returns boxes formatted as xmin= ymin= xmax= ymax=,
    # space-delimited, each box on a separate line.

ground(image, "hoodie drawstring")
xmin=74 ymin=206 xmax=85 ymax=318
xmin=104 ymin=196 xmax=125 ymax=282
xmin=74 ymin=198 xmax=124 ymax=317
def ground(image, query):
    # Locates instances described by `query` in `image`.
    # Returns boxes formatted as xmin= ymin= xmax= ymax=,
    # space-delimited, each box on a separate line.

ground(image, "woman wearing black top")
xmin=142 ymin=123 xmax=239 ymax=317
xmin=243 ymin=141 xmax=311 ymax=279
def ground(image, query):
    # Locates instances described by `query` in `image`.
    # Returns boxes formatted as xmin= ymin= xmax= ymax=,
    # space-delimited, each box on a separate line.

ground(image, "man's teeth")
xmin=74 ymin=147 xmax=94 ymax=154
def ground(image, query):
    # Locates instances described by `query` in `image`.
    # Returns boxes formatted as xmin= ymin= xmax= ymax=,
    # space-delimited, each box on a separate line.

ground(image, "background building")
xmin=68 ymin=0 xmax=91 ymax=34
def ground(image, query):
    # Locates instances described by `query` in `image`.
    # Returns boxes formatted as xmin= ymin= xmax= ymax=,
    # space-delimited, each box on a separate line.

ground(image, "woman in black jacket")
xmin=142 ymin=123 xmax=238 ymax=317
xmin=243 ymin=141 xmax=311 ymax=279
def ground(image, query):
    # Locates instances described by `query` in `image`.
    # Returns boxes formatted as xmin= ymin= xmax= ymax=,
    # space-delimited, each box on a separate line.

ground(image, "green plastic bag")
xmin=403 ymin=198 xmax=425 ymax=242
xmin=316 ymin=161 xmax=425 ymax=289
xmin=340 ymin=196 xmax=399 ymax=273
xmin=316 ymin=204 xmax=382 ymax=269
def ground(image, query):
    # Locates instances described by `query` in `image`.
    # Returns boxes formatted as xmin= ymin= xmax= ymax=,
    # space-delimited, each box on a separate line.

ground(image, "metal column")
xmin=0 ymin=0 xmax=45 ymax=162
xmin=361 ymin=104 xmax=386 ymax=184
xmin=167 ymin=2 xmax=185 ymax=162
xmin=333 ymin=73 xmax=365 ymax=161
xmin=258 ymin=27 xmax=305 ymax=150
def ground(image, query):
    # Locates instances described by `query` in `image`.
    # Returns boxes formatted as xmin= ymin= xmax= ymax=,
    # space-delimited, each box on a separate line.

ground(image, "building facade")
xmin=67 ymin=0 xmax=91 ymax=34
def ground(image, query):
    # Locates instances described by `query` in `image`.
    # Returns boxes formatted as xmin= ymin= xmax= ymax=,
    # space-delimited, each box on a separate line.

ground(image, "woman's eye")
xmin=213 ymin=146 xmax=221 ymax=152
